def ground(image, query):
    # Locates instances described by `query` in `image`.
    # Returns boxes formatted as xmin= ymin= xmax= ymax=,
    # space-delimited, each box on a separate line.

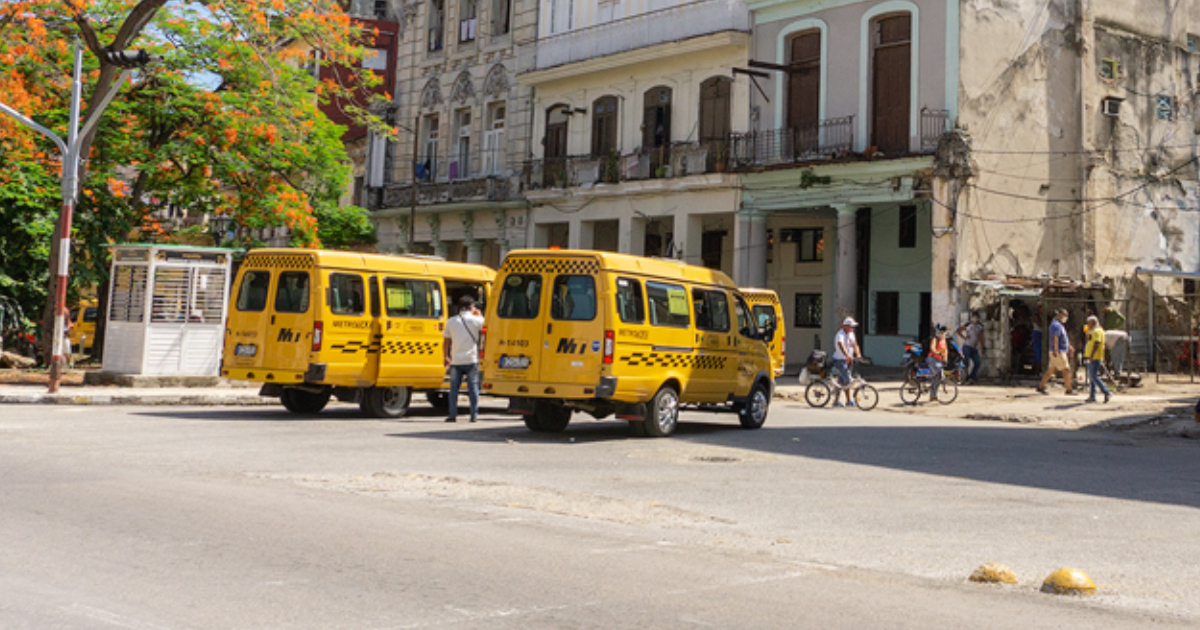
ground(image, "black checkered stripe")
xmin=741 ymin=293 xmax=775 ymax=305
xmin=620 ymin=352 xmax=726 ymax=370
xmin=380 ymin=340 xmax=438 ymax=355
xmin=501 ymin=257 xmax=600 ymax=275
xmin=330 ymin=341 xmax=373 ymax=355
xmin=243 ymin=254 xmax=314 ymax=270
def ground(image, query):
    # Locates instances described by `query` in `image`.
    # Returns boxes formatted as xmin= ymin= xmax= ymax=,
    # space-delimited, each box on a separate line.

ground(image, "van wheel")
xmin=523 ymin=414 xmax=543 ymax=432
xmin=534 ymin=400 xmax=572 ymax=432
xmin=361 ymin=386 xmax=411 ymax=418
xmin=739 ymin=381 xmax=770 ymax=429
xmin=426 ymin=392 xmax=450 ymax=409
xmin=642 ymin=386 xmax=679 ymax=438
xmin=280 ymin=388 xmax=330 ymax=414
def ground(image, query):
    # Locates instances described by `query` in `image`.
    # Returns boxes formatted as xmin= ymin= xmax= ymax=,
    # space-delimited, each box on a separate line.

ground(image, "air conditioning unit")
xmin=1101 ymin=96 xmax=1124 ymax=117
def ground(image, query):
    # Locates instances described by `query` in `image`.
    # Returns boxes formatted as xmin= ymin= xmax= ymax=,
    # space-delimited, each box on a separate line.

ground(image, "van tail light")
xmin=479 ymin=326 xmax=487 ymax=361
xmin=312 ymin=321 xmax=323 ymax=351
xmin=603 ymin=330 xmax=615 ymax=364
xmin=781 ymin=335 xmax=786 ymax=357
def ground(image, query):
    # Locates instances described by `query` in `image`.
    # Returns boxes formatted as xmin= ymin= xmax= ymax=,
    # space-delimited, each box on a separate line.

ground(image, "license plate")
xmin=234 ymin=343 xmax=257 ymax=357
xmin=499 ymin=355 xmax=530 ymax=370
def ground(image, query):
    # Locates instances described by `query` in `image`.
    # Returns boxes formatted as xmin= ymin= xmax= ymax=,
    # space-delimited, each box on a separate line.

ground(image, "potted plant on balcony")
xmin=602 ymin=148 xmax=620 ymax=184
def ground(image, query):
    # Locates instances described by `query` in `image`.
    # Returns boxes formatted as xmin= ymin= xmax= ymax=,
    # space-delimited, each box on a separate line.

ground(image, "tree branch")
xmin=112 ymin=0 xmax=170 ymax=50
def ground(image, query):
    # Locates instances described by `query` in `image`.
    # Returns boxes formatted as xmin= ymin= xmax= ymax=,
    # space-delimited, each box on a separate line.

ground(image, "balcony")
xmin=532 ymin=0 xmax=749 ymax=72
xmin=727 ymin=116 xmax=855 ymax=170
xmin=522 ymin=142 xmax=727 ymax=190
xmin=375 ymin=148 xmax=519 ymax=208
xmin=920 ymin=108 xmax=951 ymax=153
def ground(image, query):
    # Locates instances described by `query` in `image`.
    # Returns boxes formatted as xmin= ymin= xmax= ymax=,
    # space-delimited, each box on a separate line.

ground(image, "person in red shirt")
xmin=927 ymin=324 xmax=948 ymax=402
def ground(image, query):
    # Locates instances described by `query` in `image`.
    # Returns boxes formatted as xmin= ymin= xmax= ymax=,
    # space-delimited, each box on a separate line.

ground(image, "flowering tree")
xmin=0 ymin=0 xmax=384 ymax=359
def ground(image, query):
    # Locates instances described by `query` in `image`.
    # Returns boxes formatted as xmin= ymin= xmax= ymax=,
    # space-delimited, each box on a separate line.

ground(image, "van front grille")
xmin=501 ymin=257 xmax=600 ymax=275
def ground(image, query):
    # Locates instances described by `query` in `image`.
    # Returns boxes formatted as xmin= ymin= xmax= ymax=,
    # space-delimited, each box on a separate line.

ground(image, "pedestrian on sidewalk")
xmin=927 ymin=324 xmax=949 ymax=402
xmin=955 ymin=312 xmax=985 ymax=383
xmin=832 ymin=317 xmax=861 ymax=408
xmin=1038 ymin=309 xmax=1075 ymax=395
xmin=1083 ymin=315 xmax=1113 ymax=403
xmin=1102 ymin=304 xmax=1126 ymax=331
xmin=443 ymin=295 xmax=484 ymax=423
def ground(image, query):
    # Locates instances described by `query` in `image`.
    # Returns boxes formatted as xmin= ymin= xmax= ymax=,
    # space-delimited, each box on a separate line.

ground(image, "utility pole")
xmin=0 ymin=40 xmax=150 ymax=392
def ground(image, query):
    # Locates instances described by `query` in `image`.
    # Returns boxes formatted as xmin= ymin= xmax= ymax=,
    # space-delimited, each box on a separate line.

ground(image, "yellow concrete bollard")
xmin=969 ymin=563 xmax=1018 ymax=584
xmin=1041 ymin=568 xmax=1097 ymax=595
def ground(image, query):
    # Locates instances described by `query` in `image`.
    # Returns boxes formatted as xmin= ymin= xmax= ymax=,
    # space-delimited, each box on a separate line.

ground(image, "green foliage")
xmin=0 ymin=159 xmax=56 ymax=329
xmin=798 ymin=168 xmax=832 ymax=189
xmin=311 ymin=204 xmax=377 ymax=250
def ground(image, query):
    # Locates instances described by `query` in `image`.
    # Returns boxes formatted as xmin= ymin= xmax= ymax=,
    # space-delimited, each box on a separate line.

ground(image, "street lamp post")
xmin=0 ymin=39 xmax=150 ymax=392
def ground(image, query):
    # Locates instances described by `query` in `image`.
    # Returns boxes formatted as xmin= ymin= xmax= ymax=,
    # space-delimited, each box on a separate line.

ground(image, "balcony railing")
xmin=522 ymin=141 xmax=727 ymax=190
xmin=374 ymin=148 xmax=518 ymax=208
xmin=533 ymin=0 xmax=749 ymax=71
xmin=920 ymin=108 xmax=951 ymax=153
xmin=727 ymin=116 xmax=855 ymax=169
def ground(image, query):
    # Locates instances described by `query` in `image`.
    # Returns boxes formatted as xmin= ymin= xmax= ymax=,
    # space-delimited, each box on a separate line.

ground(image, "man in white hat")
xmin=832 ymin=316 xmax=862 ymax=407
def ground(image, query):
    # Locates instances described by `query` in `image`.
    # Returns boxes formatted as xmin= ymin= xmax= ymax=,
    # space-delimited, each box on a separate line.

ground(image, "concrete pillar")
xmin=619 ymin=215 xmax=646 ymax=256
xmin=433 ymin=242 xmax=449 ymax=259
xmin=496 ymin=239 xmax=510 ymax=261
xmin=533 ymin=222 xmax=550 ymax=248
xmin=672 ymin=211 xmax=704 ymax=266
xmin=930 ymin=179 xmax=959 ymax=329
xmin=573 ymin=219 xmax=595 ymax=250
xmin=734 ymin=207 xmax=768 ymax=287
xmin=834 ymin=205 xmax=857 ymax=320
xmin=465 ymin=240 xmax=483 ymax=264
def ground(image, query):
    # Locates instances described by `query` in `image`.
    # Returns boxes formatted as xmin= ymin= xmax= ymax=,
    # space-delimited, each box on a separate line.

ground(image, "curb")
xmin=0 ymin=394 xmax=275 ymax=406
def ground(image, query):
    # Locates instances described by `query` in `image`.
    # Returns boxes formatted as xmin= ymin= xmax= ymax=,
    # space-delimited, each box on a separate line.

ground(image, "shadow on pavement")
xmin=133 ymin=402 xmax=514 ymax=423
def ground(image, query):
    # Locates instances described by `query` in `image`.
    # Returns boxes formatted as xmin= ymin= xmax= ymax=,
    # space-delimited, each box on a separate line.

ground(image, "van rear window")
xmin=274 ymin=272 xmax=310 ymax=313
xmin=551 ymin=275 xmax=596 ymax=321
xmin=385 ymin=279 xmax=442 ymax=318
xmin=752 ymin=304 xmax=776 ymax=330
xmin=236 ymin=271 xmax=270 ymax=312
xmin=83 ymin=308 xmax=98 ymax=323
xmin=329 ymin=274 xmax=365 ymax=315
xmin=647 ymin=282 xmax=690 ymax=328
xmin=498 ymin=274 xmax=542 ymax=319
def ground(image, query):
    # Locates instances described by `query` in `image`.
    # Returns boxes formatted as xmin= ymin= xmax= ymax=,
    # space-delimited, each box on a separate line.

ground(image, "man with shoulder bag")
xmin=443 ymin=295 xmax=484 ymax=423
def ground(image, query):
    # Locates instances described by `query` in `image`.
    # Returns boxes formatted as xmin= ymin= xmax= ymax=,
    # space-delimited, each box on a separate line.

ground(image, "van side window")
xmin=83 ymin=308 xmax=98 ymax=323
xmin=616 ymin=277 xmax=644 ymax=323
xmin=384 ymin=278 xmax=442 ymax=318
xmin=752 ymin=304 xmax=776 ymax=330
xmin=445 ymin=281 xmax=485 ymax=312
xmin=646 ymin=282 xmax=691 ymax=328
xmin=236 ymin=271 xmax=270 ymax=312
xmin=695 ymin=290 xmax=730 ymax=332
xmin=274 ymin=272 xmax=310 ymax=313
xmin=734 ymin=296 xmax=755 ymax=338
xmin=551 ymin=275 xmax=596 ymax=321
xmin=498 ymin=274 xmax=542 ymax=319
xmin=329 ymin=273 xmax=365 ymax=315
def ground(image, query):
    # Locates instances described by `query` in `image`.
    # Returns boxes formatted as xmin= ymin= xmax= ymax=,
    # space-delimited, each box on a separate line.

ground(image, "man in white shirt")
xmin=443 ymin=295 xmax=485 ymax=423
xmin=832 ymin=317 xmax=861 ymax=407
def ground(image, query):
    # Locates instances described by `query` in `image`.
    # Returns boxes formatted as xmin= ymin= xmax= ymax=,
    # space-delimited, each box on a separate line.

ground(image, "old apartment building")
xmin=345 ymin=0 xmax=1200 ymax=372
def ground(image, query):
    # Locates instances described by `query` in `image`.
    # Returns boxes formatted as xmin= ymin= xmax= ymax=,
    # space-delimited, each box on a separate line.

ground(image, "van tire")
xmin=534 ymin=400 xmax=572 ymax=432
xmin=361 ymin=386 xmax=412 ymax=418
xmin=426 ymin=392 xmax=450 ymax=409
xmin=280 ymin=388 xmax=330 ymax=414
xmin=642 ymin=386 xmax=680 ymax=438
xmin=523 ymin=414 xmax=543 ymax=432
xmin=738 ymin=381 xmax=770 ymax=429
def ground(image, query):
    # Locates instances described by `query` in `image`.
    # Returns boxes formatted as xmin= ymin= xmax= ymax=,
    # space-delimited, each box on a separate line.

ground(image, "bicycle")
xmin=898 ymin=364 xmax=959 ymax=405
xmin=804 ymin=364 xmax=880 ymax=411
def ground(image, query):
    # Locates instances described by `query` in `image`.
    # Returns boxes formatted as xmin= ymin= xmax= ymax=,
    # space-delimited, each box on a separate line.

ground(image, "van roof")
xmin=242 ymin=248 xmax=496 ymax=282
xmin=502 ymin=249 xmax=739 ymax=289
xmin=739 ymin=288 xmax=779 ymax=297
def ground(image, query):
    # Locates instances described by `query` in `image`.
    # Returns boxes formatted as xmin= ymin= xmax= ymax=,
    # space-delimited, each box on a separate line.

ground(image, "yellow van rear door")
xmin=491 ymin=271 xmax=545 ymax=382
xmin=265 ymin=269 xmax=313 ymax=373
xmin=540 ymin=270 xmax=605 ymax=387
xmin=228 ymin=269 xmax=273 ymax=371
xmin=377 ymin=276 xmax=445 ymax=388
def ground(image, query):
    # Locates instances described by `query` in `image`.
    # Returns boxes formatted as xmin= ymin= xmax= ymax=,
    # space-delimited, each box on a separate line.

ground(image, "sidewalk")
xmin=0 ymin=369 xmax=270 ymax=406
xmin=775 ymin=373 xmax=1200 ymax=439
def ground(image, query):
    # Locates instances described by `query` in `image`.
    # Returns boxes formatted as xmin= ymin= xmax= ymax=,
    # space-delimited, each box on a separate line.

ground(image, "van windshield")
xmin=497 ymin=274 xmax=542 ymax=319
xmin=83 ymin=307 xmax=98 ymax=323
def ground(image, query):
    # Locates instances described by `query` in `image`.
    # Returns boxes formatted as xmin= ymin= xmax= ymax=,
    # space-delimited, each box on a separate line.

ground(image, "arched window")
xmin=870 ymin=12 xmax=912 ymax=155
xmin=591 ymin=96 xmax=619 ymax=157
xmin=545 ymin=104 xmax=570 ymax=159
xmin=642 ymin=86 xmax=672 ymax=149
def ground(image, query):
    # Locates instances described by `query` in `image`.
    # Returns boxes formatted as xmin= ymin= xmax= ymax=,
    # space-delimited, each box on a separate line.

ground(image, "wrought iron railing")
xmin=921 ymin=108 xmax=950 ymax=153
xmin=532 ymin=0 xmax=749 ymax=71
xmin=521 ymin=141 xmax=729 ymax=190
xmin=727 ymin=116 xmax=855 ymax=169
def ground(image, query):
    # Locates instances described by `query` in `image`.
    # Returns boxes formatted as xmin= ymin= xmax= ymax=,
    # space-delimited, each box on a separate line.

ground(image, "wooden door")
xmin=871 ymin=14 xmax=911 ymax=155
xmin=591 ymin=96 xmax=618 ymax=157
xmin=642 ymin=86 xmax=672 ymax=175
xmin=544 ymin=106 xmax=569 ymax=186
xmin=788 ymin=30 xmax=821 ymax=149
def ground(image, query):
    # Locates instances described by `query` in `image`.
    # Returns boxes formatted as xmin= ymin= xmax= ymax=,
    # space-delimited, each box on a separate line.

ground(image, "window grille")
xmin=109 ymin=266 xmax=147 ymax=323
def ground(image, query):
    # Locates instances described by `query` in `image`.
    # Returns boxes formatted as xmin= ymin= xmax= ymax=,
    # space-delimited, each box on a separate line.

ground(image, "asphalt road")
xmin=1 ymin=399 xmax=1199 ymax=629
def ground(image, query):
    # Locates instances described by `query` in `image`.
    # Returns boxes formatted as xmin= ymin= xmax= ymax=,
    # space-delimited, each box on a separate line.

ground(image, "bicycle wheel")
xmin=936 ymin=379 xmax=959 ymax=404
xmin=853 ymin=384 xmax=879 ymax=411
xmin=804 ymin=380 xmax=833 ymax=408
xmin=898 ymin=379 xmax=923 ymax=405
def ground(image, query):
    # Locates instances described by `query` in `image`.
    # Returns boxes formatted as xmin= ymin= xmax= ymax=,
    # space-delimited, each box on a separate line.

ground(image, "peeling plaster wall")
xmin=957 ymin=0 xmax=1200 ymax=304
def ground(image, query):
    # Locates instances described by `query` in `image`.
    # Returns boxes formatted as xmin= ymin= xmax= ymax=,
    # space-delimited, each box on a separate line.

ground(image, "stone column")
xmin=672 ymin=211 xmax=704 ymax=266
xmin=734 ymin=207 xmax=768 ymax=287
xmin=619 ymin=214 xmax=646 ymax=256
xmin=834 ymin=205 xmax=857 ymax=320
xmin=465 ymin=241 xmax=483 ymax=264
